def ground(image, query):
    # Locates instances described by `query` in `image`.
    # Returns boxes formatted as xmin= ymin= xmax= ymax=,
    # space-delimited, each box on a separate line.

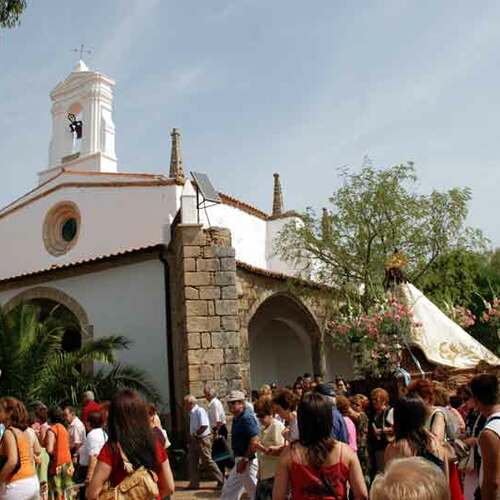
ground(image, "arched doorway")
xmin=29 ymin=298 xmax=82 ymax=353
xmin=249 ymin=293 xmax=321 ymax=389
xmin=3 ymin=287 xmax=91 ymax=356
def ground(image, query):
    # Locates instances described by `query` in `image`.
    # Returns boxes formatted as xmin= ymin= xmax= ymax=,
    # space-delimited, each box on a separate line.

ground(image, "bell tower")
xmin=39 ymin=60 xmax=117 ymax=184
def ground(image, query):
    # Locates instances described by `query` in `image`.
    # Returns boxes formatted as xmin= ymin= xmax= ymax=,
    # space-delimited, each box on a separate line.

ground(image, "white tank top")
xmin=479 ymin=411 xmax=500 ymax=493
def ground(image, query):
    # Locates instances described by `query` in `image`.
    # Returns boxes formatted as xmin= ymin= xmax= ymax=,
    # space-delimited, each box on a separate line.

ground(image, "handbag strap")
xmin=117 ymin=444 xmax=135 ymax=474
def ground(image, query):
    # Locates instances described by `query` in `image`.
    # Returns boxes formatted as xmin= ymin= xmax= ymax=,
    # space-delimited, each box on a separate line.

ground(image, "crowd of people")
xmin=0 ymin=390 xmax=174 ymax=499
xmin=185 ymin=372 xmax=499 ymax=500
xmin=0 ymin=372 xmax=498 ymax=499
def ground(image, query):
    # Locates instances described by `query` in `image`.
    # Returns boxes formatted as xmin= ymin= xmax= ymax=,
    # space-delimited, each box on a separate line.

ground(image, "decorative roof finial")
xmin=321 ymin=208 xmax=332 ymax=239
xmin=272 ymin=173 xmax=284 ymax=217
xmin=169 ymin=128 xmax=185 ymax=182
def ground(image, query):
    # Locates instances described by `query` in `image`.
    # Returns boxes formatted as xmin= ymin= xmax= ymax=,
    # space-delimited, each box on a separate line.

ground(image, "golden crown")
xmin=385 ymin=250 xmax=408 ymax=270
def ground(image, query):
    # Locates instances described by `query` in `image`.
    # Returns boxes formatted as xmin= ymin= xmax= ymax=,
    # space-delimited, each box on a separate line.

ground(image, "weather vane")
xmin=72 ymin=43 xmax=92 ymax=60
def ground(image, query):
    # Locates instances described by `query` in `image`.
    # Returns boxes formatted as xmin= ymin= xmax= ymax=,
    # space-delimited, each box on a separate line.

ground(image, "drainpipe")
xmin=159 ymin=247 xmax=177 ymax=433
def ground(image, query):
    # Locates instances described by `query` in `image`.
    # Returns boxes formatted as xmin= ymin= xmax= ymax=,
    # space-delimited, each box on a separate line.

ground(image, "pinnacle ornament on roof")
xmin=321 ymin=208 xmax=332 ymax=239
xmin=169 ymin=128 xmax=185 ymax=182
xmin=272 ymin=173 xmax=284 ymax=217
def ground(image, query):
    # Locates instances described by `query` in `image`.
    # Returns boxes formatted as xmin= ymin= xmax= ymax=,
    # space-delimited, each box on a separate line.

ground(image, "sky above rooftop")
xmin=1 ymin=0 xmax=499 ymax=245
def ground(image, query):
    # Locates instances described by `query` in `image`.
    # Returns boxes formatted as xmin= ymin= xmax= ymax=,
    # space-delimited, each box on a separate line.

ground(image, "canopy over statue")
xmin=402 ymin=283 xmax=500 ymax=369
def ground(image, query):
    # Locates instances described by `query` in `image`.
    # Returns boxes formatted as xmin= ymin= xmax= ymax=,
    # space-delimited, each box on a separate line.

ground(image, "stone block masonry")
xmin=168 ymin=224 xmax=242 ymax=435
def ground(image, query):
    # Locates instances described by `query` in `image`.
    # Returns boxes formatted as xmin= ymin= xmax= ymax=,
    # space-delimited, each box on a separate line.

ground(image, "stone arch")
xmin=247 ymin=292 xmax=324 ymax=389
xmin=3 ymin=286 xmax=92 ymax=341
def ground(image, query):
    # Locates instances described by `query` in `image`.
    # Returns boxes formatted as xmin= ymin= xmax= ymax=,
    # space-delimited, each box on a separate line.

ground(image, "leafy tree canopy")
xmin=277 ymin=163 xmax=487 ymax=310
xmin=0 ymin=0 xmax=27 ymax=28
xmin=420 ymin=248 xmax=500 ymax=354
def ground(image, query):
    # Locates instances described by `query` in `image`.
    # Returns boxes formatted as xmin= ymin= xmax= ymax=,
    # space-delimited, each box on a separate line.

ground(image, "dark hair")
xmin=297 ymin=393 xmax=335 ymax=469
xmin=87 ymin=411 xmax=103 ymax=429
xmin=107 ymin=389 xmax=157 ymax=470
xmin=0 ymin=397 xmax=29 ymax=430
xmin=470 ymin=374 xmax=499 ymax=406
xmin=407 ymin=379 xmax=435 ymax=404
xmin=449 ymin=396 xmax=462 ymax=409
xmin=457 ymin=385 xmax=472 ymax=401
xmin=48 ymin=407 xmax=65 ymax=424
xmin=273 ymin=389 xmax=298 ymax=411
xmin=254 ymin=398 xmax=273 ymax=417
xmin=393 ymin=397 xmax=432 ymax=455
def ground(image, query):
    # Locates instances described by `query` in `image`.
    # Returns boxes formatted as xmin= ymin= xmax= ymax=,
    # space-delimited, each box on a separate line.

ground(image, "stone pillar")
xmin=168 ymin=224 xmax=242 ymax=434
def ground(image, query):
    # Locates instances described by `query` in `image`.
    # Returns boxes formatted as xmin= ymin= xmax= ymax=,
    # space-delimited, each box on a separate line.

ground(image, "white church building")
xmin=1 ymin=62 xmax=496 ymax=429
xmin=0 ymin=61 xmax=350 ymax=426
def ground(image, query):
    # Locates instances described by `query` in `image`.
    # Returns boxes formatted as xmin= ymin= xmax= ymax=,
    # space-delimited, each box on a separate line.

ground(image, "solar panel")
xmin=191 ymin=172 xmax=221 ymax=204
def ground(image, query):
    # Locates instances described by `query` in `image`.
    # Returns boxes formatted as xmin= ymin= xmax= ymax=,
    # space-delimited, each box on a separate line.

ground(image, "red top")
xmin=98 ymin=440 xmax=167 ymax=493
xmin=289 ymin=444 xmax=349 ymax=500
xmin=82 ymin=401 xmax=101 ymax=426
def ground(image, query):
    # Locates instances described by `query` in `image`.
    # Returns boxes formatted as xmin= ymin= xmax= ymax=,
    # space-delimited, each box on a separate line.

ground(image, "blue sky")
xmin=1 ymin=0 xmax=499 ymax=245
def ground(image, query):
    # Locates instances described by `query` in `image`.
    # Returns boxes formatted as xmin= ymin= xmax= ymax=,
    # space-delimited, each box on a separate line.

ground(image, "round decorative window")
xmin=43 ymin=202 xmax=81 ymax=256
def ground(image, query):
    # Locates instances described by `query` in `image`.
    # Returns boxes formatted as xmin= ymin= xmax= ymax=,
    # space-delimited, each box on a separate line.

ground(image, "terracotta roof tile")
xmin=236 ymin=260 xmax=329 ymax=290
xmin=0 ymin=245 xmax=165 ymax=284
xmin=219 ymin=193 xmax=269 ymax=220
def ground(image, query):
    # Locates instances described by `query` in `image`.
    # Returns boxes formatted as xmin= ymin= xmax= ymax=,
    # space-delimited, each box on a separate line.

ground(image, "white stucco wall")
xmin=202 ymin=203 xmax=268 ymax=269
xmin=0 ymin=182 xmax=180 ymax=280
xmin=0 ymin=259 xmax=171 ymax=410
xmin=266 ymin=217 xmax=298 ymax=275
xmin=249 ymin=319 xmax=313 ymax=389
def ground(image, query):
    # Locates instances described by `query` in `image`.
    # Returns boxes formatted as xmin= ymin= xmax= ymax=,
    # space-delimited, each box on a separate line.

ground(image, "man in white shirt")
xmin=184 ymin=394 xmax=224 ymax=490
xmin=204 ymin=386 xmax=227 ymax=434
xmin=63 ymin=406 xmax=86 ymax=457
xmin=77 ymin=411 xmax=107 ymax=498
xmin=204 ymin=385 xmax=233 ymax=476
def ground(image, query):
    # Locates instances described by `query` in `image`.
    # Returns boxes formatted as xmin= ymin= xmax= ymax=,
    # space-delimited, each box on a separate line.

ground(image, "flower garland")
xmin=327 ymin=297 xmax=422 ymax=379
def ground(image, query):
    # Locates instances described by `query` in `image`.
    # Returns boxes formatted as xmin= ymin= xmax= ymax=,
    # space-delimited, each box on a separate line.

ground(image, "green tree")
xmin=420 ymin=248 xmax=500 ymax=354
xmin=0 ymin=302 xmax=160 ymax=407
xmin=277 ymin=163 xmax=487 ymax=310
xmin=0 ymin=0 xmax=27 ymax=28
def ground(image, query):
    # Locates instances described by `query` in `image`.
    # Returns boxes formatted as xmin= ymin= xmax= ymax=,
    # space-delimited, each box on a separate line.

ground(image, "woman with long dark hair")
xmin=273 ymin=393 xmax=367 ymax=500
xmin=86 ymin=389 xmax=174 ymax=500
xmin=385 ymin=396 xmax=447 ymax=474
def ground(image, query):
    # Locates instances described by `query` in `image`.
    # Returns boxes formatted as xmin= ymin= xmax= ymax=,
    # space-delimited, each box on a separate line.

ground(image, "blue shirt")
xmin=332 ymin=407 xmax=348 ymax=443
xmin=231 ymin=408 xmax=260 ymax=457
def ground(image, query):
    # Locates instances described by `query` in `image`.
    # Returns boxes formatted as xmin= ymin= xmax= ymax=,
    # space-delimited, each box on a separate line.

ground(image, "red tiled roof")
xmin=0 ymin=245 xmax=165 ymax=285
xmin=236 ymin=260 xmax=329 ymax=290
xmin=219 ymin=193 xmax=269 ymax=220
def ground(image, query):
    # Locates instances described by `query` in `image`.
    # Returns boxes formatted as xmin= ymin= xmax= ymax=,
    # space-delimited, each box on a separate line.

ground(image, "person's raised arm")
xmin=0 ymin=430 xmax=18 ymax=483
xmin=479 ymin=429 xmax=500 ymax=500
xmin=272 ymin=448 xmax=291 ymax=500
xmin=86 ymin=460 xmax=111 ymax=500
xmin=157 ymin=458 xmax=175 ymax=497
